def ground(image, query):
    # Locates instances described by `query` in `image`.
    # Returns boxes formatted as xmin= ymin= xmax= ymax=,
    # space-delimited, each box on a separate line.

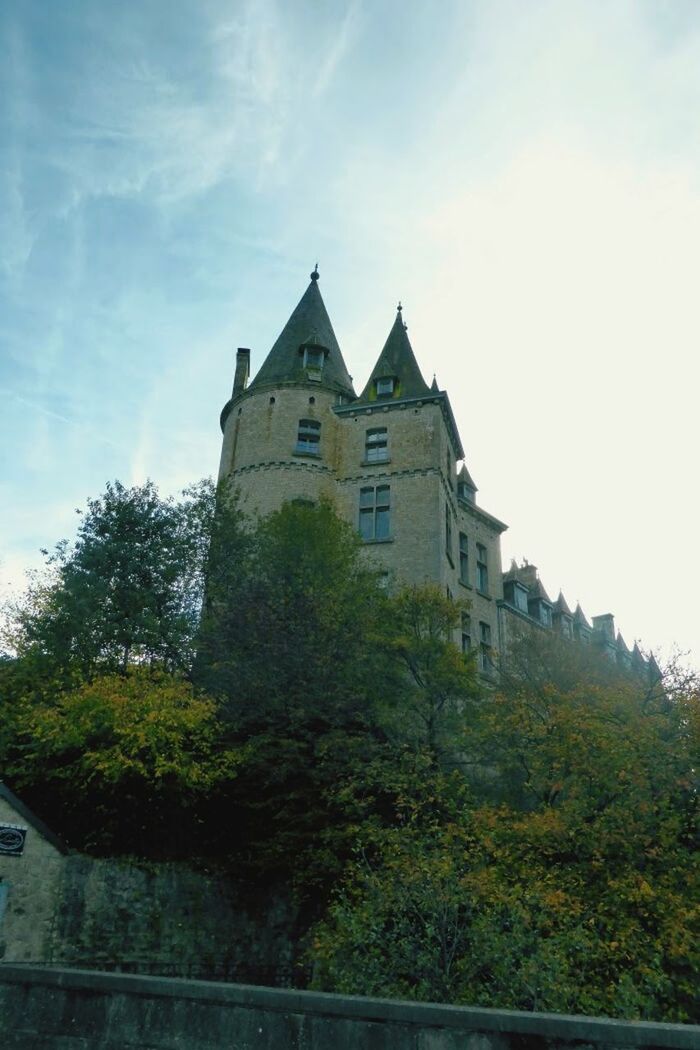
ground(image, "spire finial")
xmin=397 ymin=300 xmax=402 ymax=313
xmin=310 ymin=263 xmax=319 ymax=282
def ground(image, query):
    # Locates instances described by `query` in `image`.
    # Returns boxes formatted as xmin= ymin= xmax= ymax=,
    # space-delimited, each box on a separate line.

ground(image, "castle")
xmin=217 ymin=268 xmax=648 ymax=675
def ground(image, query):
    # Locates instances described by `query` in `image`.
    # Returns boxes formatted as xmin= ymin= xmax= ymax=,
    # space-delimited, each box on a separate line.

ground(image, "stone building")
xmin=217 ymin=268 xmax=640 ymax=672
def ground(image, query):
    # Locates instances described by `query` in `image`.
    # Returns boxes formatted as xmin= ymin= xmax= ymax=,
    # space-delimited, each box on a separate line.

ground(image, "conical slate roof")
xmin=358 ymin=306 xmax=431 ymax=402
xmin=554 ymin=591 xmax=573 ymax=616
xmin=573 ymin=602 xmax=590 ymax=627
xmin=248 ymin=270 xmax=356 ymax=398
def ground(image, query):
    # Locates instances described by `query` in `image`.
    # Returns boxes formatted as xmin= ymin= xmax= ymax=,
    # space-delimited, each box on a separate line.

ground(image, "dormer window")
xmin=505 ymin=581 xmax=529 ymax=613
xmin=300 ymin=343 xmax=327 ymax=373
xmin=458 ymin=480 xmax=475 ymax=503
xmin=375 ymin=376 xmax=395 ymax=397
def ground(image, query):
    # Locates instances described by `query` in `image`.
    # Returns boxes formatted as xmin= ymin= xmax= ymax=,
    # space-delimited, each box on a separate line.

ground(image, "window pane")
xmin=359 ymin=487 xmax=375 ymax=508
xmin=375 ymin=508 xmax=390 ymax=539
xmin=359 ymin=509 xmax=374 ymax=539
xmin=376 ymin=485 xmax=390 ymax=507
xmin=376 ymin=377 xmax=394 ymax=395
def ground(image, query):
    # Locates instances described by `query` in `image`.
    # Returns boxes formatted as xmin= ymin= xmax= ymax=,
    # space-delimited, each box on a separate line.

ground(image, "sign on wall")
xmin=0 ymin=823 xmax=28 ymax=856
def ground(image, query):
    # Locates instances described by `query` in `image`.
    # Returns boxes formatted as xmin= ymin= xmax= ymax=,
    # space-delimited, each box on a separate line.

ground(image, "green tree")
xmin=4 ymin=479 xmax=216 ymax=677
xmin=380 ymin=584 xmax=479 ymax=763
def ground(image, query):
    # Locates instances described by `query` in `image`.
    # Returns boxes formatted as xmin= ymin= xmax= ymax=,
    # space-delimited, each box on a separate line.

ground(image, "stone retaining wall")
xmin=0 ymin=965 xmax=697 ymax=1050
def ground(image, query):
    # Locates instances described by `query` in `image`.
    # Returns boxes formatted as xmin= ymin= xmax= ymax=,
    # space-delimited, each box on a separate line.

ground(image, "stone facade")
xmin=0 ymin=784 xmax=68 ymax=963
xmin=217 ymin=272 xmax=643 ymax=673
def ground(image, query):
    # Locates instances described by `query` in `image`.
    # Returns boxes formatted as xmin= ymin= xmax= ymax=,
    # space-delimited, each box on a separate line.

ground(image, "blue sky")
xmin=2 ymin=0 xmax=700 ymax=662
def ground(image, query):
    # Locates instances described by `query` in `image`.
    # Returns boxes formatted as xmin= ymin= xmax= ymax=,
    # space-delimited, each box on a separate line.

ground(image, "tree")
xmin=310 ymin=644 xmax=700 ymax=1022
xmin=379 ymin=584 xmax=479 ymax=763
xmin=195 ymin=499 xmax=396 ymax=889
xmin=4 ymin=479 xmax=216 ymax=677
xmin=4 ymin=668 xmax=239 ymax=856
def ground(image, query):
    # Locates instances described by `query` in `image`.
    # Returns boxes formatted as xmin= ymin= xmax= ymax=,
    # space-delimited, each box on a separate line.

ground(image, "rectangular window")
xmin=540 ymin=604 xmax=552 ymax=627
xmin=296 ymin=418 xmax=321 ymax=454
xmin=514 ymin=583 xmax=528 ymax=612
xmin=376 ymin=377 xmax=395 ymax=396
xmin=476 ymin=543 xmax=488 ymax=593
xmin=303 ymin=347 xmax=324 ymax=370
xmin=445 ymin=504 xmax=453 ymax=562
xmin=461 ymin=613 xmax=471 ymax=654
xmin=359 ymin=485 xmax=391 ymax=541
xmin=479 ymin=621 xmax=492 ymax=672
xmin=365 ymin=427 xmax=389 ymax=462
xmin=459 ymin=533 xmax=469 ymax=584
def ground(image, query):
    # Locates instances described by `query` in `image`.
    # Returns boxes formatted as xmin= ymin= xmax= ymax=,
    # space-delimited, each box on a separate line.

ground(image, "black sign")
xmin=0 ymin=823 xmax=27 ymax=856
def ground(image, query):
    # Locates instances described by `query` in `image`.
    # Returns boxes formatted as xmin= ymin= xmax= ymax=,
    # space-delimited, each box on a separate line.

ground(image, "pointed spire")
xmin=573 ymin=602 xmax=590 ymax=627
xmin=648 ymin=653 xmax=662 ymax=681
xmin=248 ymin=272 xmax=355 ymax=398
xmin=616 ymin=630 xmax=629 ymax=653
xmin=358 ymin=304 xmax=431 ymax=402
xmin=631 ymin=642 xmax=646 ymax=667
xmin=457 ymin=461 xmax=478 ymax=494
xmin=554 ymin=591 xmax=573 ymax=617
xmin=430 ymin=375 xmax=439 ymax=392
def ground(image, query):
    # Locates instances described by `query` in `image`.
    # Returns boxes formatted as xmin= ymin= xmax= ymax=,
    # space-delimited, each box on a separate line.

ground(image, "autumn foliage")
xmin=1 ymin=480 xmax=698 ymax=1021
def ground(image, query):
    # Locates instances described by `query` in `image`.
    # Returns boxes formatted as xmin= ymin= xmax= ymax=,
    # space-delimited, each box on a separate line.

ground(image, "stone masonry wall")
xmin=47 ymin=856 xmax=298 ymax=984
xmin=0 ymin=966 xmax=697 ymax=1050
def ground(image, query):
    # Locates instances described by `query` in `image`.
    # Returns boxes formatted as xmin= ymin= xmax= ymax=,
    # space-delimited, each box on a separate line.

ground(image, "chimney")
xmin=592 ymin=613 xmax=615 ymax=642
xmin=517 ymin=563 xmax=538 ymax=590
xmin=232 ymin=348 xmax=250 ymax=396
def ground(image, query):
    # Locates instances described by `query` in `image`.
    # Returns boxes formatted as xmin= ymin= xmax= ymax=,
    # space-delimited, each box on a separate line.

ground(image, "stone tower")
xmin=218 ymin=269 xmax=506 ymax=669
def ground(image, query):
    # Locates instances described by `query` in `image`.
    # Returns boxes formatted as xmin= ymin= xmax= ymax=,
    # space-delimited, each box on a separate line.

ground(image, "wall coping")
xmin=0 ymin=965 xmax=697 ymax=1048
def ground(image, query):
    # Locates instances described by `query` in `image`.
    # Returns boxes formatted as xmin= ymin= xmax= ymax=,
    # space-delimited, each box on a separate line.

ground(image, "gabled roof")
xmin=554 ymin=591 xmax=573 ymax=617
xmin=0 ymin=782 xmax=69 ymax=855
xmin=248 ymin=270 xmax=356 ymax=398
xmin=573 ymin=603 xmax=591 ymax=628
xmin=357 ymin=306 xmax=431 ymax=402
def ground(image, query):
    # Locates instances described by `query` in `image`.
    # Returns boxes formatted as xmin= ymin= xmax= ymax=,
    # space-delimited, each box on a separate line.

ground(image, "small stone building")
xmin=217 ymin=269 xmax=648 ymax=671
xmin=0 ymin=782 xmax=68 ymax=962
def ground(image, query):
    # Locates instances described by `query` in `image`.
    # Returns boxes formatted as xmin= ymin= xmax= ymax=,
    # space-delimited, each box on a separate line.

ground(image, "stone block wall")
xmin=0 ymin=966 xmax=697 ymax=1050
xmin=47 ymin=856 xmax=298 ymax=984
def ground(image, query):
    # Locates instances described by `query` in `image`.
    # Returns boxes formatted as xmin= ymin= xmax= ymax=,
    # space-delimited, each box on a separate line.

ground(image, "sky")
xmin=1 ymin=0 xmax=699 ymax=664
